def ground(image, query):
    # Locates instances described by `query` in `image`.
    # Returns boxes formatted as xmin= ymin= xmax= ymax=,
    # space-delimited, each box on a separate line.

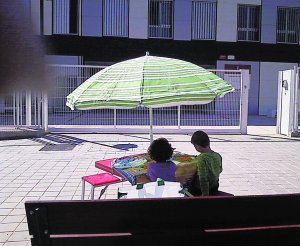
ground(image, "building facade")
xmin=29 ymin=0 xmax=300 ymax=116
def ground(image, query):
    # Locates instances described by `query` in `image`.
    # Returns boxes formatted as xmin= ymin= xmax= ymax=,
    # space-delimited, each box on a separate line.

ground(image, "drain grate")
xmin=39 ymin=144 xmax=76 ymax=151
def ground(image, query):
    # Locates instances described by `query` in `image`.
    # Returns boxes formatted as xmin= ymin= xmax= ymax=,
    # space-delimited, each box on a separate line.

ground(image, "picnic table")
xmin=118 ymin=180 xmax=185 ymax=199
xmin=95 ymin=152 xmax=196 ymax=185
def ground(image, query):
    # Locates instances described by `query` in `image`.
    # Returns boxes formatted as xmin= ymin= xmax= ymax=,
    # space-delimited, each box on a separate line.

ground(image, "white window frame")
xmin=53 ymin=0 xmax=81 ymax=35
xmin=192 ymin=1 xmax=217 ymax=40
xmin=237 ymin=4 xmax=260 ymax=42
xmin=148 ymin=0 xmax=174 ymax=39
xmin=276 ymin=7 xmax=300 ymax=44
xmin=103 ymin=0 xmax=129 ymax=37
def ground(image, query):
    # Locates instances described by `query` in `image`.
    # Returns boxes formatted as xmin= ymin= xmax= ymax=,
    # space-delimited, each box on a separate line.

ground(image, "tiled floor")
xmin=1 ymin=125 xmax=300 ymax=245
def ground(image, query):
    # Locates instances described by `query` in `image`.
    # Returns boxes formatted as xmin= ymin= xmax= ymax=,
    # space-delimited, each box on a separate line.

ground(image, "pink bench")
xmin=81 ymin=173 xmax=123 ymax=200
xmin=95 ymin=157 xmax=123 ymax=177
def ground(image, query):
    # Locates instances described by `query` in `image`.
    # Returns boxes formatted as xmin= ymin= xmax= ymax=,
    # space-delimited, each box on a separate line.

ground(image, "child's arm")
xmin=220 ymin=155 xmax=223 ymax=173
xmin=146 ymin=163 xmax=156 ymax=182
xmin=197 ymin=159 xmax=210 ymax=196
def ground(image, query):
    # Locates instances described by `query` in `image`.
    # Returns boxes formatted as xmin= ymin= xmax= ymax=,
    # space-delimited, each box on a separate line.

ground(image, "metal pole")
xmin=13 ymin=92 xmax=16 ymax=126
xmin=292 ymin=66 xmax=299 ymax=133
xmin=37 ymin=92 xmax=41 ymax=127
xmin=34 ymin=91 xmax=37 ymax=126
xmin=42 ymin=91 xmax=48 ymax=132
xmin=114 ymin=108 xmax=117 ymax=128
xmin=276 ymin=71 xmax=283 ymax=134
xmin=26 ymin=90 xmax=32 ymax=126
xmin=149 ymin=108 xmax=153 ymax=143
xmin=287 ymin=69 xmax=295 ymax=136
xmin=240 ymin=70 xmax=249 ymax=134
xmin=177 ymin=105 xmax=181 ymax=129
xmin=20 ymin=92 xmax=23 ymax=126
xmin=16 ymin=92 xmax=20 ymax=126
xmin=296 ymin=67 xmax=300 ymax=131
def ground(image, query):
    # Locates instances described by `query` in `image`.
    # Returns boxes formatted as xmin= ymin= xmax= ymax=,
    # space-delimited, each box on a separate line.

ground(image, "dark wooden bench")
xmin=25 ymin=193 xmax=300 ymax=246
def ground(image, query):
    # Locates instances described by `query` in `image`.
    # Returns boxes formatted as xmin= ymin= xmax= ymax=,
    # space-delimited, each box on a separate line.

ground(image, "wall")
xmin=259 ymin=62 xmax=297 ymax=116
xmin=45 ymin=55 xmax=82 ymax=65
xmin=261 ymin=0 xmax=300 ymax=44
xmin=129 ymin=0 xmax=148 ymax=39
xmin=38 ymin=0 xmax=300 ymax=117
xmin=30 ymin=0 xmax=40 ymax=34
xmin=174 ymin=0 xmax=192 ymax=40
xmin=82 ymin=0 xmax=102 ymax=36
xmin=217 ymin=0 xmax=262 ymax=42
xmin=43 ymin=0 xmax=52 ymax=35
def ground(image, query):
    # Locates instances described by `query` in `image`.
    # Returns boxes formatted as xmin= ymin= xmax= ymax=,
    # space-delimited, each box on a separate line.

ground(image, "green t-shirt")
xmin=193 ymin=152 xmax=222 ymax=196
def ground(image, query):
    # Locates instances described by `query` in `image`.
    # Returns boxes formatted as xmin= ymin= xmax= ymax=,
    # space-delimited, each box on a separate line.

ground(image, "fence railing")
xmin=47 ymin=65 xmax=247 ymax=134
xmin=0 ymin=90 xmax=47 ymax=129
xmin=0 ymin=65 xmax=249 ymax=134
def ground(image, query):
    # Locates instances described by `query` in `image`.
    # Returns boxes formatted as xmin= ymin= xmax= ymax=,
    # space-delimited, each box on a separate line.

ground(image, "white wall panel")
xmin=260 ymin=2 xmax=276 ymax=43
xmin=217 ymin=0 xmax=261 ymax=42
xmin=30 ymin=0 xmax=40 ymax=34
xmin=174 ymin=0 xmax=191 ymax=40
xmin=259 ymin=62 xmax=297 ymax=116
xmin=45 ymin=55 xmax=82 ymax=65
xmin=43 ymin=0 xmax=52 ymax=35
xmin=82 ymin=0 xmax=102 ymax=36
xmin=129 ymin=0 xmax=148 ymax=39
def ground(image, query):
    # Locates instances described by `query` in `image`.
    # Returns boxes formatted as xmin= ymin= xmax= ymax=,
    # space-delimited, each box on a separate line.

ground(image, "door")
xmin=277 ymin=70 xmax=294 ymax=136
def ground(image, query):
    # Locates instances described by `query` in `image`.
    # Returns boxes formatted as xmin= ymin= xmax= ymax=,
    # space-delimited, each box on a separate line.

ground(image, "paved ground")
xmin=1 ymin=124 xmax=300 ymax=245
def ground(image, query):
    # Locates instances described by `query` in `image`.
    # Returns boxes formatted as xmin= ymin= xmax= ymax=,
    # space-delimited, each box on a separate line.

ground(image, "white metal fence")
xmin=0 ymin=65 xmax=249 ymax=134
xmin=0 ymin=91 xmax=46 ymax=128
xmin=45 ymin=65 xmax=248 ymax=134
xmin=293 ymin=67 xmax=300 ymax=130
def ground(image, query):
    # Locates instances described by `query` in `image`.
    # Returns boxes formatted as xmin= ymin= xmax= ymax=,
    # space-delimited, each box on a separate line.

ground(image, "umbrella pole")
xmin=149 ymin=108 xmax=153 ymax=143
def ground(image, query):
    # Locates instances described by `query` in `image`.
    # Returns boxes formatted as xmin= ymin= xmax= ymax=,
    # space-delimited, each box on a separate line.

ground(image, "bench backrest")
xmin=25 ymin=194 xmax=300 ymax=246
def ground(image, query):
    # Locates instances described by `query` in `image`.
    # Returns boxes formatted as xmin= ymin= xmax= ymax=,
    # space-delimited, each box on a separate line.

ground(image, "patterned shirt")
xmin=193 ymin=152 xmax=222 ymax=196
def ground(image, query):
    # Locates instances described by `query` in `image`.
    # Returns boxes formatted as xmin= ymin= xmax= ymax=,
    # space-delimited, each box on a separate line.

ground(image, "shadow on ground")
xmin=30 ymin=134 xmax=139 ymax=151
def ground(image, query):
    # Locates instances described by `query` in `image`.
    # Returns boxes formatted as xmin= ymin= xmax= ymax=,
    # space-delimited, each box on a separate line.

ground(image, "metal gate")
xmin=45 ymin=65 xmax=249 ymax=134
xmin=0 ymin=89 xmax=49 ymax=140
xmin=0 ymin=91 xmax=47 ymax=128
xmin=277 ymin=67 xmax=300 ymax=137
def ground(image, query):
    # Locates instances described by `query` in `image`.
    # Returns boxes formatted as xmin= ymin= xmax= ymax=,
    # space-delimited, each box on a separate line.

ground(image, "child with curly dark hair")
xmin=146 ymin=138 xmax=176 ymax=182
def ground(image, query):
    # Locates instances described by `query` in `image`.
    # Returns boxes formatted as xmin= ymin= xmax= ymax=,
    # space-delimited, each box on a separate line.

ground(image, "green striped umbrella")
xmin=66 ymin=54 xmax=234 ymax=141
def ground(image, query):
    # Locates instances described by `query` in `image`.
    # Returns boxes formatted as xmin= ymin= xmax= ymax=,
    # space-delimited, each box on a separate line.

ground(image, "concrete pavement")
xmin=1 ymin=126 xmax=300 ymax=245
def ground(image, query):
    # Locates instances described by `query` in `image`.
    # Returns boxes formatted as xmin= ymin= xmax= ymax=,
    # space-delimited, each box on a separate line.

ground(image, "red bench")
xmin=25 ymin=193 xmax=300 ymax=246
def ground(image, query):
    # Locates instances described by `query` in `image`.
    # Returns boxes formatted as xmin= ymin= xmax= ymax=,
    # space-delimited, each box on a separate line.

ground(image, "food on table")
xmin=113 ymin=155 xmax=148 ymax=169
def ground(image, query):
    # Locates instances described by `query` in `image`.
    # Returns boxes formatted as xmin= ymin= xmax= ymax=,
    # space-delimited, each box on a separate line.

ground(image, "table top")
xmin=95 ymin=152 xmax=196 ymax=185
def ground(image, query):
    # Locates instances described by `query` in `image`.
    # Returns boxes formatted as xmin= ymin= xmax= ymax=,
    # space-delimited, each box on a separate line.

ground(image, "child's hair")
xmin=148 ymin=138 xmax=173 ymax=162
xmin=191 ymin=130 xmax=210 ymax=147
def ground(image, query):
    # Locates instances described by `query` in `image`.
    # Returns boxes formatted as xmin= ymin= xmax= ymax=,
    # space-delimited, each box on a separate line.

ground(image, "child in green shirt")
xmin=190 ymin=130 xmax=222 ymax=196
